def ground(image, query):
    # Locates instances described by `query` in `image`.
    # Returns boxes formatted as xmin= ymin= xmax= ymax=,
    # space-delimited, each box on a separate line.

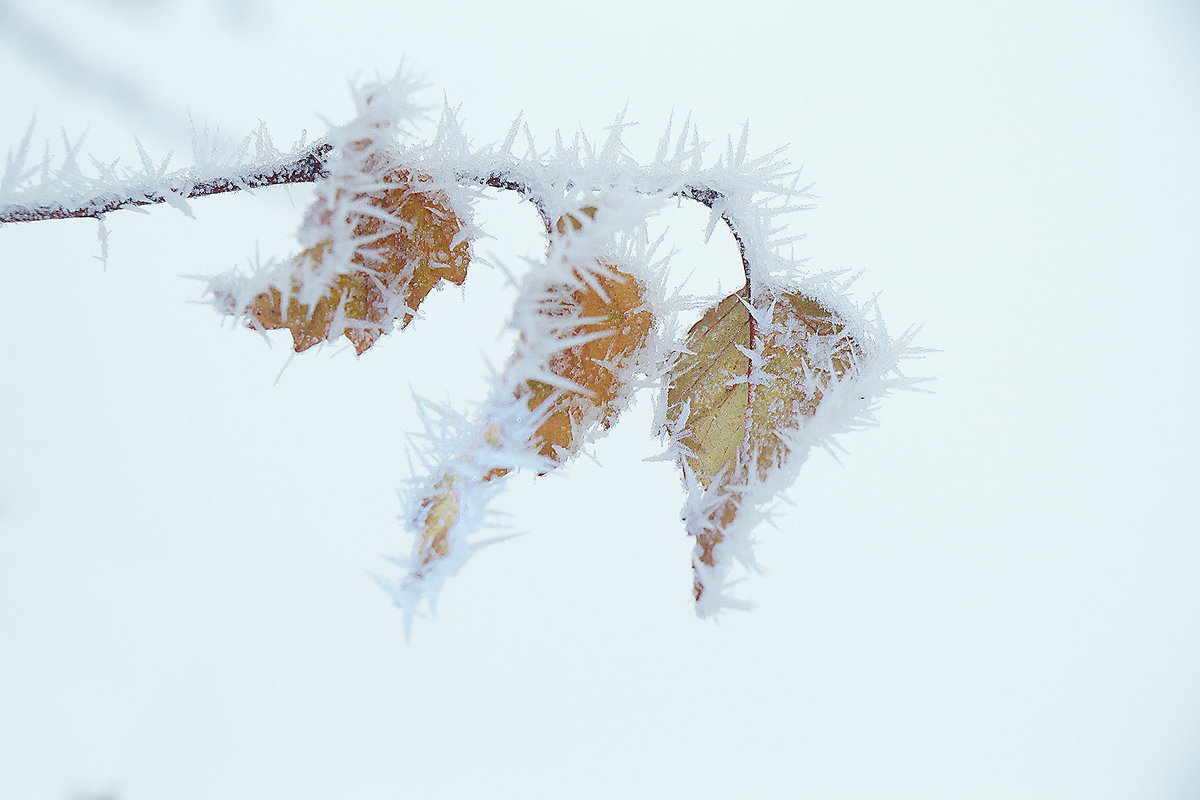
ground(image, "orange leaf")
xmin=244 ymin=164 xmax=470 ymax=354
xmin=408 ymin=208 xmax=655 ymax=577
xmin=519 ymin=260 xmax=655 ymax=463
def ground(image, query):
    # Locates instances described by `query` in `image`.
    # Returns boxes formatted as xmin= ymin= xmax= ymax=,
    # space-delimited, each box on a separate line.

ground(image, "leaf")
xmin=406 ymin=208 xmax=655 ymax=589
xmin=243 ymin=164 xmax=470 ymax=354
xmin=518 ymin=272 xmax=655 ymax=464
xmin=664 ymin=286 xmax=859 ymax=605
xmin=410 ymin=426 xmax=509 ymax=580
xmin=513 ymin=207 xmax=656 ymax=466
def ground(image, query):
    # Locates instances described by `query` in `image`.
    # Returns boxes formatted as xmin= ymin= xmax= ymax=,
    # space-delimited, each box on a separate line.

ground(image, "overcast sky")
xmin=2 ymin=1 xmax=1199 ymax=798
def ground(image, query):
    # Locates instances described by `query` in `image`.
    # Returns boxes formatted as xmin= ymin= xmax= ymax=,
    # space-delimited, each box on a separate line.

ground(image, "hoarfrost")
xmin=0 ymin=65 xmax=920 ymax=625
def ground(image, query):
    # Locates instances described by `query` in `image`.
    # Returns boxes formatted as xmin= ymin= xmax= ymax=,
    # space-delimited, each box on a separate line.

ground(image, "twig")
xmin=677 ymin=185 xmax=752 ymax=289
xmin=0 ymin=142 xmax=333 ymax=224
xmin=1 ymin=143 xmax=750 ymax=286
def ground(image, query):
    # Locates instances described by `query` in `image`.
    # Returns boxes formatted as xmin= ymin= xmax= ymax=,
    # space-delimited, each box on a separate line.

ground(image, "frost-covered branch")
xmin=1 ymin=67 xmax=919 ymax=624
xmin=0 ymin=138 xmax=332 ymax=224
xmin=2 ymin=130 xmax=753 ymax=285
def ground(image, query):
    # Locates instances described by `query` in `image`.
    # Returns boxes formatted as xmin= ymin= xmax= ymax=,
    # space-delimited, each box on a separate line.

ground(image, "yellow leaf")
xmin=665 ymin=286 xmax=859 ymax=602
xmin=518 ymin=259 xmax=655 ymax=463
xmin=410 ymin=428 xmax=510 ymax=578
xmin=414 ymin=474 xmax=459 ymax=572
xmin=408 ymin=208 xmax=654 ymax=579
xmin=244 ymin=164 xmax=470 ymax=354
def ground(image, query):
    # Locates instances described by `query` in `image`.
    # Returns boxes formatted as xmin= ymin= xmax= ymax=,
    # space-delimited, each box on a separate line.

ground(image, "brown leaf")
xmin=518 ymin=259 xmax=655 ymax=464
xmin=410 ymin=427 xmax=510 ymax=578
xmin=244 ymin=164 xmax=470 ymax=355
xmin=414 ymin=474 xmax=460 ymax=571
xmin=665 ymin=286 xmax=859 ymax=603
xmin=408 ymin=209 xmax=655 ymax=576
xmin=508 ymin=207 xmax=655 ymax=463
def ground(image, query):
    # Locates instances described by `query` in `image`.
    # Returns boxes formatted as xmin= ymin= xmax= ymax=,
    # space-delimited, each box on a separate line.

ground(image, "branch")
xmin=2 ymin=143 xmax=750 ymax=285
xmin=0 ymin=142 xmax=333 ymax=224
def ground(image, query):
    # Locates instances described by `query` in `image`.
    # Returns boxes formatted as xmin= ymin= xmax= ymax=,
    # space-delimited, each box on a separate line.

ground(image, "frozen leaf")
xmin=516 ymin=259 xmax=654 ymax=462
xmin=415 ymin=475 xmax=458 ymax=568
xmin=665 ymin=286 xmax=859 ymax=604
xmin=409 ymin=425 xmax=511 ymax=579
xmin=404 ymin=207 xmax=656 ymax=599
xmin=518 ymin=210 xmax=656 ymax=462
xmin=242 ymin=164 xmax=470 ymax=354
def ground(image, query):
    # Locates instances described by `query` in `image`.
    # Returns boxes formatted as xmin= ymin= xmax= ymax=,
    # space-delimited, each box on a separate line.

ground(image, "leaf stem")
xmin=459 ymin=170 xmax=552 ymax=233
xmin=676 ymin=186 xmax=752 ymax=291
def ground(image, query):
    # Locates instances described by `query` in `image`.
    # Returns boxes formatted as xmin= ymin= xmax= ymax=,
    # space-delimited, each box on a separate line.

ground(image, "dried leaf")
xmin=665 ymin=286 xmax=859 ymax=603
xmin=410 ymin=427 xmax=510 ymax=578
xmin=407 ymin=209 xmax=655 ymax=581
xmin=414 ymin=474 xmax=459 ymax=570
xmin=244 ymin=165 xmax=470 ymax=354
xmin=518 ymin=260 xmax=655 ymax=463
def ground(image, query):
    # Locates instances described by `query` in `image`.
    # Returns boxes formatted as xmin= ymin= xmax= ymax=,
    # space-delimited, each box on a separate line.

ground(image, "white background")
xmin=1 ymin=1 xmax=1198 ymax=798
